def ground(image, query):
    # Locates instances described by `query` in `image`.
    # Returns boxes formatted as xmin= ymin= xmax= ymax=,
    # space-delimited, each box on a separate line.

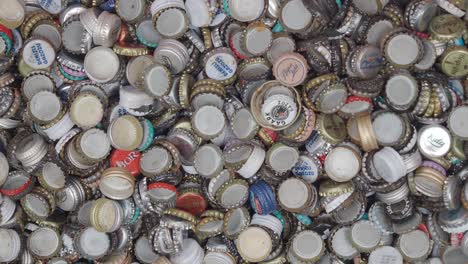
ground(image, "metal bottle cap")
xmin=0 ymin=0 xmax=25 ymax=29
xmin=22 ymin=38 xmax=56 ymax=70
xmin=448 ymin=105 xmax=468 ymax=140
xmin=280 ymin=0 xmax=312 ymax=33
xmin=324 ymin=146 xmax=361 ymax=182
xmin=368 ymin=246 xmax=403 ymax=264
xmin=228 ymin=0 xmax=265 ymax=22
xmin=185 ymin=0 xmax=211 ymax=27
xmin=29 ymin=91 xmax=62 ymax=123
xmin=27 ymin=227 xmax=62 ymax=259
xmin=236 ymin=226 xmax=273 ymax=262
xmin=108 ymin=115 xmax=144 ymax=151
xmin=273 ymin=52 xmax=308 ymax=87
xmin=116 ymin=0 xmax=146 ymax=23
xmin=417 ymin=125 xmax=452 ymax=158
xmin=84 ymin=46 xmax=120 ymax=83
xmin=194 ymin=144 xmax=224 ymax=179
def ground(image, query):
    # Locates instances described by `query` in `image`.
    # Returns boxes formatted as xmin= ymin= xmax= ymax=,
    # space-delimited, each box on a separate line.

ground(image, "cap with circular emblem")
xmin=108 ymin=115 xmax=144 ymax=151
xmin=110 ymin=150 xmax=142 ymax=176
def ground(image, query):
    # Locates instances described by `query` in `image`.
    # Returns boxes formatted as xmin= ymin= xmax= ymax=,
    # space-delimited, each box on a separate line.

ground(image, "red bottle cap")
xmin=110 ymin=149 xmax=141 ymax=176
xmin=176 ymin=191 xmax=207 ymax=216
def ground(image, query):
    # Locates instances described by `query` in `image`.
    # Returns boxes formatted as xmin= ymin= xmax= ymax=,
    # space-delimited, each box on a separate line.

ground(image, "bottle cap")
xmin=383 ymin=33 xmax=422 ymax=68
xmin=125 ymin=55 xmax=155 ymax=90
xmin=76 ymin=227 xmax=110 ymax=260
xmin=440 ymin=46 xmax=468 ymax=78
xmin=368 ymin=246 xmax=403 ymax=264
xmin=154 ymin=39 xmax=189 ymax=74
xmin=28 ymin=91 xmax=62 ymax=124
xmin=267 ymin=35 xmax=296 ymax=63
xmin=372 ymin=111 xmax=406 ymax=146
xmin=273 ymin=53 xmax=308 ymax=87
xmin=277 ymin=177 xmax=311 ymax=212
xmin=116 ymin=0 xmax=146 ymax=23
xmin=448 ymin=105 xmax=468 ymax=140
xmin=192 ymin=105 xmax=226 ymax=140
xmin=241 ymin=22 xmax=273 ymax=56
xmin=236 ymin=226 xmax=273 ymax=262
xmin=194 ymin=144 xmax=224 ymax=179
xmin=289 ymin=230 xmax=325 ymax=262
xmin=279 ymin=0 xmax=312 ymax=33
xmin=154 ymin=8 xmax=189 ymax=39
xmin=330 ymin=226 xmax=359 ymax=260
xmin=22 ymin=38 xmax=55 ymax=70
xmin=27 ymin=227 xmax=62 ymax=259
xmin=204 ymin=48 xmax=237 ymax=81
xmin=108 ymin=115 xmax=144 ymax=151
xmin=417 ymin=125 xmax=452 ymax=158
xmin=185 ymin=0 xmax=211 ymax=27
xmin=373 ymin=147 xmax=407 ymax=183
xmin=266 ymin=143 xmax=299 ymax=173
xmin=351 ymin=220 xmax=382 ymax=252
xmin=143 ymin=63 xmax=172 ymax=98
xmin=70 ymin=93 xmax=104 ymax=128
xmin=227 ymin=0 xmax=265 ymax=22
xmin=385 ymin=72 xmax=419 ymax=111
xmin=38 ymin=162 xmax=66 ymax=191
xmin=396 ymin=230 xmax=432 ymax=261
xmin=110 ymin=150 xmax=142 ymax=176
xmin=84 ymin=46 xmax=120 ymax=83
xmin=140 ymin=146 xmax=172 ymax=176
xmin=324 ymin=146 xmax=361 ymax=182
xmin=31 ymin=21 xmax=62 ymax=51
xmin=0 ymin=228 xmax=21 ymax=262
xmin=0 ymin=0 xmax=25 ymax=29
